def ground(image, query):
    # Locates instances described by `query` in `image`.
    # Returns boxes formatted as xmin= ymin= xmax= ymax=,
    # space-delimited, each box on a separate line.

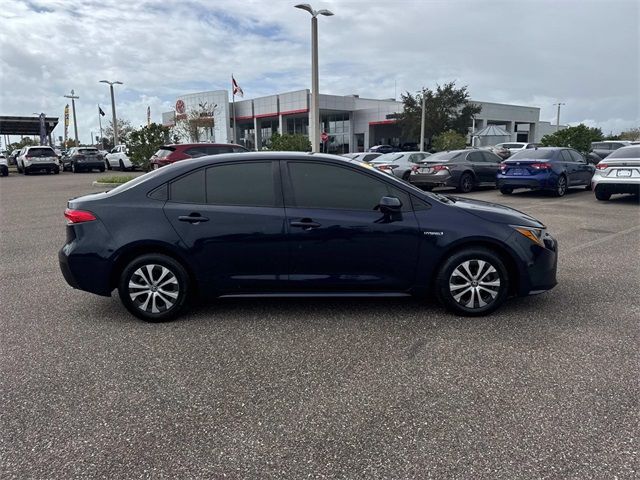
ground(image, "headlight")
xmin=511 ymin=225 xmax=545 ymax=246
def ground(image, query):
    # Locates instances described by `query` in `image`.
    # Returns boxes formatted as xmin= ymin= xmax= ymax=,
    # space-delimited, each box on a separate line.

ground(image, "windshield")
xmin=510 ymin=149 xmax=555 ymax=159
xmin=424 ymin=151 xmax=463 ymax=162
xmin=607 ymin=146 xmax=640 ymax=159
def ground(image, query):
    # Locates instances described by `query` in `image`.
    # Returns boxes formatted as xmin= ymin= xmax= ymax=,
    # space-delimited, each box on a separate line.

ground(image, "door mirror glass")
xmin=377 ymin=196 xmax=402 ymax=213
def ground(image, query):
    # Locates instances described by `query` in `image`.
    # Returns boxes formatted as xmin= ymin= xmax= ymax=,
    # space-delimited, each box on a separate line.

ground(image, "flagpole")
xmin=231 ymin=74 xmax=236 ymax=144
xmin=98 ymin=105 xmax=103 ymax=146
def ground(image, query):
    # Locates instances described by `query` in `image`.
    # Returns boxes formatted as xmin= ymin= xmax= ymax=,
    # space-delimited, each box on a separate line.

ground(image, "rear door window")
xmin=482 ymin=151 xmax=501 ymax=163
xmin=206 ymin=162 xmax=276 ymax=206
xmin=560 ymin=150 xmax=574 ymax=162
xmin=467 ymin=151 xmax=484 ymax=162
xmin=170 ymin=169 xmax=206 ymax=204
xmin=569 ymin=150 xmax=585 ymax=163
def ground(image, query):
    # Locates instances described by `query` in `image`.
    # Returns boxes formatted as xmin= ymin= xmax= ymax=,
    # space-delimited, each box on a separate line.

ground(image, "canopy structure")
xmin=0 ymin=115 xmax=59 ymax=146
xmin=472 ymin=124 xmax=511 ymax=147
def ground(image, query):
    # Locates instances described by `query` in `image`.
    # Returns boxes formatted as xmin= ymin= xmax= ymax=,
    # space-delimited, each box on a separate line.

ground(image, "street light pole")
xmin=100 ymin=80 xmax=123 ymax=146
xmin=419 ymin=89 xmax=426 ymax=152
xmin=295 ymin=4 xmax=334 ymax=153
xmin=63 ymin=90 xmax=80 ymax=145
xmin=554 ymin=102 xmax=565 ymax=132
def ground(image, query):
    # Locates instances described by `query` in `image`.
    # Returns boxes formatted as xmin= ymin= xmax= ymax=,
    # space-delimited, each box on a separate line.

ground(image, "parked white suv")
xmin=17 ymin=146 xmax=60 ymax=175
xmin=105 ymin=145 xmax=134 ymax=171
xmin=0 ymin=153 xmax=8 ymax=177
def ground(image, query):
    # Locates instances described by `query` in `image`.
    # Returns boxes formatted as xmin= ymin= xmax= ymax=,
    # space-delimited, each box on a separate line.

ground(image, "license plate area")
xmin=616 ymin=169 xmax=632 ymax=177
xmin=511 ymin=168 xmax=525 ymax=176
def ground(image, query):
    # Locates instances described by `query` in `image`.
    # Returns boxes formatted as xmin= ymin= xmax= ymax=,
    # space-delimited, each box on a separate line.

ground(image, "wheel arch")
xmin=431 ymin=237 xmax=521 ymax=295
xmin=109 ymin=242 xmax=199 ymax=295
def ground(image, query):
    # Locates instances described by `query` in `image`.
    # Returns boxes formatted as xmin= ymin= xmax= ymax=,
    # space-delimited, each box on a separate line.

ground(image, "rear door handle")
xmin=178 ymin=214 xmax=209 ymax=223
xmin=290 ymin=220 xmax=321 ymax=229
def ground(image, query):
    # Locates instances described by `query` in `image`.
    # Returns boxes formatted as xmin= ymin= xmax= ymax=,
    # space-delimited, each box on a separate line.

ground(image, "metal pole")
xmin=419 ymin=90 xmax=426 ymax=152
xmin=555 ymin=102 xmax=565 ymax=132
xmin=64 ymin=90 xmax=80 ymax=145
xmin=98 ymin=105 xmax=103 ymax=146
xmin=310 ymin=15 xmax=320 ymax=153
xmin=110 ymin=84 xmax=119 ymax=146
xmin=232 ymin=91 xmax=236 ymax=144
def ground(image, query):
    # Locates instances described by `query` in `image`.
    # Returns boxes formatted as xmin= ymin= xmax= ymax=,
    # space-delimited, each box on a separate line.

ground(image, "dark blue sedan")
xmin=497 ymin=147 xmax=595 ymax=196
xmin=59 ymin=152 xmax=558 ymax=322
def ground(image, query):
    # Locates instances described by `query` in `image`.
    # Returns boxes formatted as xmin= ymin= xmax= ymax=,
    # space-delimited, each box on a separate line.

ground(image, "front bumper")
xmin=509 ymin=230 xmax=558 ymax=296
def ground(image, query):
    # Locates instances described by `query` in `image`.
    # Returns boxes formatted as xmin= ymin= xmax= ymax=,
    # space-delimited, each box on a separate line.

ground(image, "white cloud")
xmin=1 ymin=0 xmax=638 ymax=145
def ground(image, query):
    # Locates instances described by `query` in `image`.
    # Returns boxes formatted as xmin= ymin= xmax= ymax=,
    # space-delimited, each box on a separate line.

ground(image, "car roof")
xmin=163 ymin=143 xmax=245 ymax=148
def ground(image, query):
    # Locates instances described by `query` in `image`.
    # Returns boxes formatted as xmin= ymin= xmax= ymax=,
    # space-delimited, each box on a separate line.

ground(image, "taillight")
xmin=596 ymin=163 xmax=608 ymax=170
xmin=64 ymin=208 xmax=96 ymax=224
xmin=377 ymin=164 xmax=395 ymax=171
xmin=531 ymin=162 xmax=552 ymax=170
xmin=411 ymin=165 xmax=419 ymax=172
xmin=500 ymin=162 xmax=508 ymax=172
xmin=431 ymin=164 xmax=449 ymax=172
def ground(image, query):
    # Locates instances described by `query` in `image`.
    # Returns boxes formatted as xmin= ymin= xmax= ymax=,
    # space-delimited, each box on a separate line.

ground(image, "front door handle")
xmin=178 ymin=213 xmax=209 ymax=223
xmin=290 ymin=219 xmax=321 ymax=230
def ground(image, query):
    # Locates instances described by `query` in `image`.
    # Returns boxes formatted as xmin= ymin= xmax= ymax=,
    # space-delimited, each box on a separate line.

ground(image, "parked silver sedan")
xmin=369 ymin=151 xmax=432 ymax=180
xmin=592 ymin=145 xmax=640 ymax=201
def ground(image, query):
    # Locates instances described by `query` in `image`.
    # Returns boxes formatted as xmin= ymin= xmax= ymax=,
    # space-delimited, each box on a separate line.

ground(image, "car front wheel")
xmin=118 ymin=254 xmax=190 ymax=322
xmin=435 ymin=248 xmax=509 ymax=316
xmin=457 ymin=172 xmax=474 ymax=193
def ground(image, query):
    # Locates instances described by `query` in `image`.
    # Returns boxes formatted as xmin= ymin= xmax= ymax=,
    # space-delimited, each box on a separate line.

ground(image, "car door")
xmin=568 ymin=149 xmax=594 ymax=185
xmin=466 ymin=151 xmax=489 ymax=183
xmin=163 ymin=161 xmax=288 ymax=293
xmin=282 ymin=160 xmax=421 ymax=291
xmin=559 ymin=150 xmax=581 ymax=185
xmin=481 ymin=151 xmax=502 ymax=184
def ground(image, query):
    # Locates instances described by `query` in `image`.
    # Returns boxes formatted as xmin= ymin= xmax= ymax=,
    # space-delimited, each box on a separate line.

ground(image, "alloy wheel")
xmin=556 ymin=176 xmax=567 ymax=196
xmin=128 ymin=264 xmax=180 ymax=314
xmin=449 ymin=259 xmax=501 ymax=309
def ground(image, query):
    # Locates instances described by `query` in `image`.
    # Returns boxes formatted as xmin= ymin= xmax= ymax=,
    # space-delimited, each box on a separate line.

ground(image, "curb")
xmin=92 ymin=181 xmax=127 ymax=187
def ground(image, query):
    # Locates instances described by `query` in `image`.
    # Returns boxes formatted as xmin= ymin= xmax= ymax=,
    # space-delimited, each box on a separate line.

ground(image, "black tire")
xmin=402 ymin=171 xmax=411 ymax=181
xmin=435 ymin=248 xmax=509 ymax=316
xmin=119 ymin=159 xmax=126 ymax=171
xmin=554 ymin=175 xmax=567 ymax=197
xmin=594 ymin=188 xmax=611 ymax=201
xmin=118 ymin=254 xmax=190 ymax=322
xmin=71 ymin=162 xmax=79 ymax=173
xmin=0 ymin=168 xmax=7 ymax=177
xmin=53 ymin=167 xmax=60 ymax=174
xmin=23 ymin=167 xmax=29 ymax=175
xmin=584 ymin=182 xmax=592 ymax=191
xmin=457 ymin=172 xmax=474 ymax=193
xmin=500 ymin=187 xmax=513 ymax=195
xmin=17 ymin=164 xmax=23 ymax=173
xmin=99 ymin=166 xmax=105 ymax=173
xmin=105 ymin=160 xmax=111 ymax=171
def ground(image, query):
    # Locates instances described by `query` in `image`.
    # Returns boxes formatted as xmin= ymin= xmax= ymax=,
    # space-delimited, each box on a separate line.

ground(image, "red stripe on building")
xmin=369 ymin=119 xmax=397 ymax=126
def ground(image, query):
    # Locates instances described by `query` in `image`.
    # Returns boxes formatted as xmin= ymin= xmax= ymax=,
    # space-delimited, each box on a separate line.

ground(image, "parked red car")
xmin=150 ymin=143 xmax=248 ymax=169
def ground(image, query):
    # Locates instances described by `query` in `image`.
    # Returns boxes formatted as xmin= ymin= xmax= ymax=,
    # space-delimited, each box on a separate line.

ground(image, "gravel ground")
xmin=1 ymin=171 xmax=638 ymax=479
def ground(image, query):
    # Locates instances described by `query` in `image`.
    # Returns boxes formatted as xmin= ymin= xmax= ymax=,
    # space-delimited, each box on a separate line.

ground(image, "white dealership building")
xmin=163 ymin=89 xmax=559 ymax=153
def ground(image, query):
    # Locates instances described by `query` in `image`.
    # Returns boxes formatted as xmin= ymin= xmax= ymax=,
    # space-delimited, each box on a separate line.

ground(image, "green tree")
xmin=269 ymin=132 xmax=311 ymax=151
xmin=8 ymin=137 xmax=37 ymax=151
xmin=540 ymin=124 xmax=604 ymax=153
xmin=128 ymin=123 xmax=171 ymax=171
xmin=104 ymin=118 xmax=134 ymax=147
xmin=393 ymin=82 xmax=481 ymax=149
xmin=618 ymin=127 xmax=640 ymax=141
xmin=432 ymin=130 xmax=467 ymax=151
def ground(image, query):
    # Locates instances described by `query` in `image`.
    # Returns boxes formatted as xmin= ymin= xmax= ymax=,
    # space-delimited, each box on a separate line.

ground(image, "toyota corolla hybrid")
xmin=59 ymin=153 xmax=558 ymax=322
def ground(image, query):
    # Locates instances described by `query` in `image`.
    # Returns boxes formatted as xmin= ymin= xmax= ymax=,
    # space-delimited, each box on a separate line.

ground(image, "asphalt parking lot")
xmin=1 ymin=170 xmax=638 ymax=479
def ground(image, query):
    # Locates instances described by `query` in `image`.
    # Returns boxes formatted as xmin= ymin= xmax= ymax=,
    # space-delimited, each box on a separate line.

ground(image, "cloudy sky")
xmin=1 ymin=0 xmax=638 ymax=145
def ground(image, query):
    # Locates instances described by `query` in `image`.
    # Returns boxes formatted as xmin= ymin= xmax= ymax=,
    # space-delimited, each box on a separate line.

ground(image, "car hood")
xmin=447 ymin=195 xmax=544 ymax=228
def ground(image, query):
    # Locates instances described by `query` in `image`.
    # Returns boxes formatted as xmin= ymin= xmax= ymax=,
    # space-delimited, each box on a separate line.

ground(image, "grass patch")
xmin=98 ymin=175 xmax=136 ymax=184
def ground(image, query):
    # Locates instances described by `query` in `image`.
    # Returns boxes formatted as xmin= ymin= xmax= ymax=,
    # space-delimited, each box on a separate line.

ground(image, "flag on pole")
xmin=98 ymin=106 xmax=106 ymax=116
xmin=147 ymin=106 xmax=151 ymax=126
xmin=232 ymin=76 xmax=244 ymax=97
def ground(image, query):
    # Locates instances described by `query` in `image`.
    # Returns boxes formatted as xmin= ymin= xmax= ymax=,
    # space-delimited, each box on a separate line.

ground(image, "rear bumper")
xmin=410 ymin=172 xmax=454 ymax=187
xmin=497 ymin=173 xmax=557 ymax=190
xmin=75 ymin=161 xmax=104 ymax=169
xmin=592 ymin=176 xmax=640 ymax=194
xmin=59 ymin=247 xmax=113 ymax=296
xmin=25 ymin=162 xmax=58 ymax=170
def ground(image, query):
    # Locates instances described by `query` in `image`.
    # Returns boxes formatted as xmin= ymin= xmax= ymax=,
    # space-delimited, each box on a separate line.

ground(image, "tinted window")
xmin=510 ymin=149 xmax=555 ymax=159
xmin=170 ymin=169 xmax=206 ymax=204
xmin=608 ymin=146 xmax=640 ymax=159
xmin=27 ymin=147 xmax=55 ymax=157
xmin=184 ymin=148 xmax=207 ymax=157
xmin=467 ymin=151 xmax=484 ymax=162
xmin=425 ymin=151 xmax=464 ymax=162
xmin=560 ymin=150 xmax=574 ymax=162
xmin=592 ymin=143 xmax=610 ymax=150
xmin=154 ymin=148 xmax=174 ymax=158
xmin=569 ymin=150 xmax=585 ymax=163
xmin=206 ymin=162 xmax=275 ymax=206
xmin=288 ymin=162 xmax=409 ymax=211
xmin=482 ymin=151 xmax=502 ymax=163
xmin=373 ymin=153 xmax=403 ymax=163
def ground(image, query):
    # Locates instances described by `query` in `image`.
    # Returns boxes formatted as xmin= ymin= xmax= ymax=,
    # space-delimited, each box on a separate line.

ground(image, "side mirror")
xmin=377 ymin=196 xmax=402 ymax=213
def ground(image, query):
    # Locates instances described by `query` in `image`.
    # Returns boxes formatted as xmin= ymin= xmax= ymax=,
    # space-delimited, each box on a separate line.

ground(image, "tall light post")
xmin=100 ymin=80 xmax=123 ymax=146
xmin=554 ymin=102 xmax=565 ymax=132
xmin=63 ymin=90 xmax=80 ymax=145
xmin=295 ymin=4 xmax=334 ymax=153
xmin=419 ymin=88 xmax=426 ymax=152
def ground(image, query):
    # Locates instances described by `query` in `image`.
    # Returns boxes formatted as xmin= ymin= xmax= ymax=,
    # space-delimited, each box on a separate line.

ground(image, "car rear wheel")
xmin=554 ymin=175 xmax=567 ymax=197
xmin=435 ymin=248 xmax=509 ymax=316
xmin=118 ymin=254 xmax=190 ymax=322
xmin=457 ymin=172 xmax=474 ymax=193
xmin=53 ymin=167 xmax=60 ymax=174
xmin=500 ymin=187 xmax=513 ymax=195
xmin=119 ymin=159 xmax=126 ymax=171
xmin=105 ymin=160 xmax=111 ymax=170
xmin=594 ymin=188 xmax=611 ymax=201
xmin=71 ymin=162 xmax=78 ymax=173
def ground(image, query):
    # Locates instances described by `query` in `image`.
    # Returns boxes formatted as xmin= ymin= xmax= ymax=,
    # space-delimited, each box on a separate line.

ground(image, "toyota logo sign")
xmin=175 ymin=100 xmax=186 ymax=114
